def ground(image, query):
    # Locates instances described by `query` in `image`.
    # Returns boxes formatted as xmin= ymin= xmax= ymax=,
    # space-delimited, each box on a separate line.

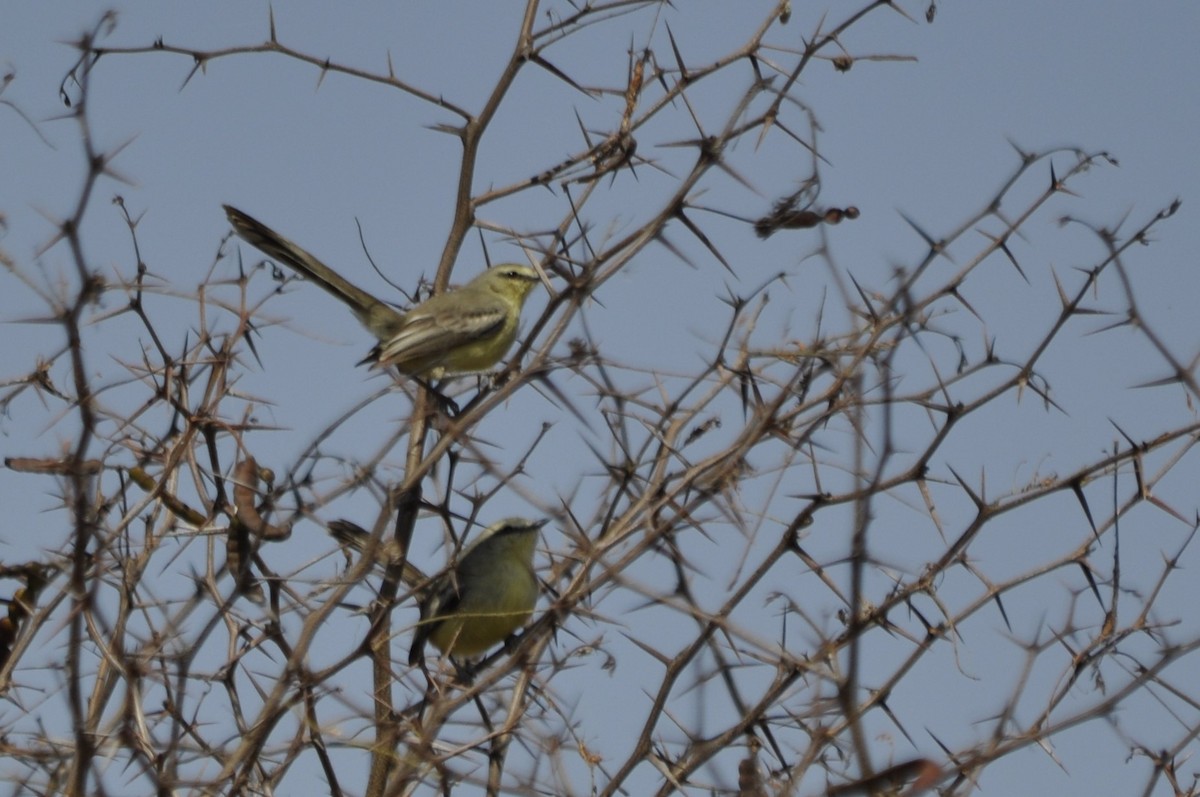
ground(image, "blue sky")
xmin=2 ymin=3 xmax=1199 ymax=795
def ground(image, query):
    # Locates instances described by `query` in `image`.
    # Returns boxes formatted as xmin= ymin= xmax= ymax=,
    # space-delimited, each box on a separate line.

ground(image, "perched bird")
xmin=328 ymin=517 xmax=546 ymax=663
xmin=223 ymin=205 xmax=541 ymax=377
xmin=409 ymin=517 xmax=546 ymax=664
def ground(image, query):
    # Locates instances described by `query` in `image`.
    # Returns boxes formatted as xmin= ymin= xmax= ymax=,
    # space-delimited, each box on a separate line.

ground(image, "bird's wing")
xmin=373 ymin=295 xmax=508 ymax=368
xmin=407 ymin=575 xmax=465 ymax=665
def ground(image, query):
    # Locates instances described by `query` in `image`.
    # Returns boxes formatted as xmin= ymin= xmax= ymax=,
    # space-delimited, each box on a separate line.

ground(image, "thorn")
xmin=664 ymin=22 xmax=688 ymax=84
xmin=846 ymin=271 xmax=878 ymax=325
xmin=977 ymin=229 xmax=1029 ymax=284
xmin=992 ymin=593 xmax=1011 ymax=632
xmin=1077 ymin=560 xmax=1104 ymax=606
xmin=1048 ymin=162 xmax=1079 ymax=197
xmin=1049 ymin=265 xmax=1071 ymax=309
xmin=897 ymin=210 xmax=941 ymax=254
xmin=1005 ymin=136 xmax=1035 ymax=165
xmin=945 ymin=465 xmax=986 ymax=510
xmin=1071 ymin=479 xmax=1099 ymax=542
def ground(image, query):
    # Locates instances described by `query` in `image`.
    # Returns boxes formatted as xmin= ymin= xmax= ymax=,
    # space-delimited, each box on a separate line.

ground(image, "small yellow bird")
xmin=408 ymin=518 xmax=545 ymax=664
xmin=223 ymin=205 xmax=541 ymax=377
xmin=328 ymin=517 xmax=545 ymax=663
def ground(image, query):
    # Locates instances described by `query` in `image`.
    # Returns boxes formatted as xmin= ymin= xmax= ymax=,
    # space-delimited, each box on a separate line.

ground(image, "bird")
xmin=327 ymin=517 xmax=546 ymax=663
xmin=409 ymin=517 xmax=545 ymax=664
xmin=223 ymin=205 xmax=541 ymax=377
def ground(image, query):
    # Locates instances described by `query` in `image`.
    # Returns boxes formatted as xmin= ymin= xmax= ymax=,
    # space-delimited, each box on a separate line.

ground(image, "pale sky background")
xmin=2 ymin=2 xmax=1199 ymax=795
